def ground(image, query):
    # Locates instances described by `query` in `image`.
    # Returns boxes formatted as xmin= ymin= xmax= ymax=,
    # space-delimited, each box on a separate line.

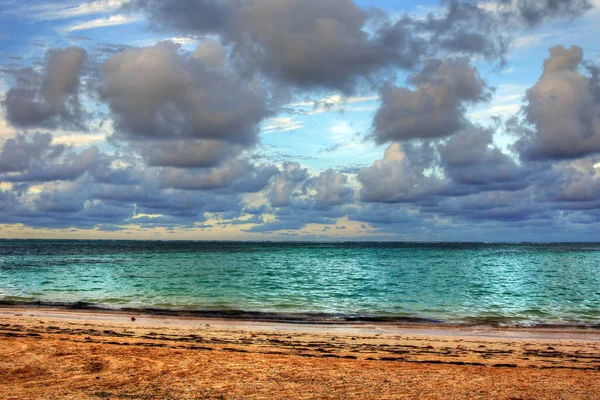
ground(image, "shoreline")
xmin=2 ymin=305 xmax=600 ymax=341
xmin=1 ymin=301 xmax=599 ymax=330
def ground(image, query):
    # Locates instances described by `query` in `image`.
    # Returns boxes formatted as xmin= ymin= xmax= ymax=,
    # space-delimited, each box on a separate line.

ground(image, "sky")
xmin=0 ymin=0 xmax=599 ymax=242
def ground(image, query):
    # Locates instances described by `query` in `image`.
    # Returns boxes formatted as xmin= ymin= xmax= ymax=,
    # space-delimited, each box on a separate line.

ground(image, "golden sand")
xmin=1 ymin=308 xmax=599 ymax=399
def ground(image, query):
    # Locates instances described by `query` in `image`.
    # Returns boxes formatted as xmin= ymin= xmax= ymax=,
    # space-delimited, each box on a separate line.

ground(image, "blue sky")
xmin=1 ymin=0 xmax=600 ymax=241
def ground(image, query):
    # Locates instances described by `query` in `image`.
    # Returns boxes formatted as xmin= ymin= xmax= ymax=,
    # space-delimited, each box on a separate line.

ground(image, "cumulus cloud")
xmin=99 ymin=41 xmax=268 ymax=145
xmin=267 ymin=162 xmax=309 ymax=207
xmin=2 ymin=47 xmax=87 ymax=129
xmin=0 ymin=133 xmax=62 ymax=173
xmin=359 ymin=121 xmax=537 ymax=208
xmin=132 ymin=0 xmax=517 ymax=92
xmin=437 ymin=126 xmax=527 ymax=191
xmin=229 ymin=0 xmax=425 ymax=91
xmin=515 ymin=45 xmax=600 ymax=160
xmin=130 ymin=0 xmax=598 ymax=95
xmin=537 ymin=157 xmax=600 ymax=205
xmin=133 ymin=0 xmax=420 ymax=91
xmin=372 ymin=59 xmax=491 ymax=143
xmin=358 ymin=142 xmax=444 ymax=203
xmin=0 ymin=132 xmax=98 ymax=182
xmin=314 ymin=169 xmax=352 ymax=206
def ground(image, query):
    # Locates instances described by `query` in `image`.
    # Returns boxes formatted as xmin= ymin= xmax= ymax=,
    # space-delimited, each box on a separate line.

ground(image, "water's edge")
xmin=3 ymin=301 xmax=600 ymax=330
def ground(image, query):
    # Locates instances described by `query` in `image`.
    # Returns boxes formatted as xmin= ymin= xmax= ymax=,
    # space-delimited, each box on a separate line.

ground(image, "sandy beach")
xmin=0 ymin=307 xmax=599 ymax=399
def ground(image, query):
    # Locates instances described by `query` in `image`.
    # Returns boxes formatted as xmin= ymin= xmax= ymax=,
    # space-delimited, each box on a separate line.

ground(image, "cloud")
xmin=290 ymin=94 xmax=379 ymax=116
xmin=130 ymin=0 xmax=238 ymax=36
xmin=134 ymin=0 xmax=420 ymax=91
xmin=358 ymin=142 xmax=444 ymax=203
xmin=314 ymin=169 xmax=352 ymax=206
xmin=416 ymin=1 xmax=509 ymax=62
xmin=99 ymin=41 xmax=268 ymax=146
xmin=0 ymin=116 xmax=16 ymax=136
xmin=191 ymin=38 xmax=227 ymax=68
xmin=0 ymin=129 xmax=278 ymax=231
xmin=132 ymin=0 xmax=514 ymax=92
xmin=2 ymin=47 xmax=88 ymax=129
xmin=27 ymin=0 xmax=130 ymax=21
xmin=261 ymin=117 xmax=302 ymax=134
xmin=229 ymin=0 xmax=425 ymax=91
xmin=372 ymin=59 xmax=492 ymax=143
xmin=138 ymin=139 xmax=240 ymax=168
xmin=515 ymin=45 xmax=600 ymax=160
xmin=158 ymin=158 xmax=275 ymax=192
xmin=267 ymin=162 xmax=309 ymax=207
xmin=512 ymin=33 xmax=549 ymax=49
xmin=0 ymin=132 xmax=98 ymax=182
xmin=0 ymin=132 xmax=62 ymax=173
xmin=541 ymin=158 xmax=600 ymax=204
xmin=359 ymin=121 xmax=536 ymax=206
xmin=437 ymin=125 xmax=528 ymax=191
xmin=65 ymin=14 xmax=139 ymax=32
xmin=53 ymin=133 xmax=107 ymax=147
xmin=504 ymin=0 xmax=593 ymax=26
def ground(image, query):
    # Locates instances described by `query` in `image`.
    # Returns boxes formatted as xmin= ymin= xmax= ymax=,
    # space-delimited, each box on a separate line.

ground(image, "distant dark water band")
xmin=2 ymin=300 xmax=600 ymax=329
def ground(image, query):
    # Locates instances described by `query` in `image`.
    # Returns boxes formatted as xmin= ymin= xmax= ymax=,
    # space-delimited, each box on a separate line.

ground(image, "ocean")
xmin=1 ymin=240 xmax=599 ymax=327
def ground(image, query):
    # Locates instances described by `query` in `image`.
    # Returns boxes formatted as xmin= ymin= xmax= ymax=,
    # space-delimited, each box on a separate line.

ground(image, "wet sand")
xmin=1 ymin=307 xmax=600 ymax=399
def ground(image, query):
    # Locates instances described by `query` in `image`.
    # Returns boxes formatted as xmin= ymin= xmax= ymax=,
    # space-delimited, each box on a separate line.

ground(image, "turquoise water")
xmin=1 ymin=240 xmax=599 ymax=326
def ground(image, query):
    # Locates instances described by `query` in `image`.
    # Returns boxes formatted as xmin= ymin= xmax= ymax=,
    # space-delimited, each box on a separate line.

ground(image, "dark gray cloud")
xmin=372 ymin=59 xmax=491 ymax=143
xmin=99 ymin=41 xmax=268 ymax=146
xmin=130 ymin=0 xmax=597 ymax=96
xmin=229 ymin=0 xmax=425 ymax=91
xmin=437 ymin=125 xmax=528 ymax=191
xmin=0 ymin=131 xmax=275 ymax=231
xmin=358 ymin=122 xmax=541 ymax=210
xmin=130 ymin=0 xmax=239 ymax=35
xmin=431 ymin=188 xmax=552 ymax=223
xmin=515 ymin=45 xmax=600 ymax=160
xmin=267 ymin=162 xmax=309 ymax=207
xmin=6 ymin=147 xmax=99 ymax=183
xmin=131 ymin=0 xmax=519 ymax=93
xmin=245 ymin=205 xmax=339 ymax=233
xmin=158 ymin=158 xmax=276 ymax=192
xmin=357 ymin=142 xmax=445 ymax=203
xmin=0 ymin=132 xmax=98 ymax=182
xmin=533 ymin=157 xmax=600 ymax=206
xmin=498 ymin=0 xmax=593 ymax=26
xmin=314 ymin=169 xmax=353 ymax=206
xmin=2 ymin=47 xmax=87 ymax=129
xmin=416 ymin=1 xmax=508 ymax=62
xmin=138 ymin=140 xmax=241 ymax=168
xmin=0 ymin=132 xmax=62 ymax=173
xmin=0 ymin=169 xmax=247 ymax=231
xmin=133 ymin=0 xmax=424 ymax=91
